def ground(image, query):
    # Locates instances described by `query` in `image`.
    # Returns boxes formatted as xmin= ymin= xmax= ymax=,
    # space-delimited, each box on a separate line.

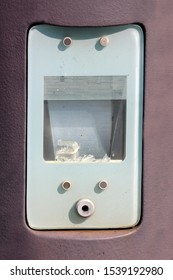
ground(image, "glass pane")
xmin=44 ymin=76 xmax=126 ymax=162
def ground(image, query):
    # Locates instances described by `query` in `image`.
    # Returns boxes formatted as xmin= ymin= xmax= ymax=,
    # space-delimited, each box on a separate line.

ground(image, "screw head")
xmin=62 ymin=181 xmax=71 ymax=190
xmin=63 ymin=37 xmax=72 ymax=47
xmin=100 ymin=37 xmax=109 ymax=47
xmin=98 ymin=180 xmax=108 ymax=190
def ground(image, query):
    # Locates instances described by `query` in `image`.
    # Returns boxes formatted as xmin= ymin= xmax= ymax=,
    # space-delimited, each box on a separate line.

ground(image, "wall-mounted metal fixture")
xmin=27 ymin=24 xmax=143 ymax=229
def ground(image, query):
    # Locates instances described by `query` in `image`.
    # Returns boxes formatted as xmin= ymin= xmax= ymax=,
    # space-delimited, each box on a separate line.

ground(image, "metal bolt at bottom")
xmin=62 ymin=181 xmax=71 ymax=190
xmin=98 ymin=180 xmax=108 ymax=190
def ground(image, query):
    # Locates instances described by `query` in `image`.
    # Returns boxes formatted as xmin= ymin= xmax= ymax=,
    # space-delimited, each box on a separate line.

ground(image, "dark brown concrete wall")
xmin=0 ymin=0 xmax=173 ymax=259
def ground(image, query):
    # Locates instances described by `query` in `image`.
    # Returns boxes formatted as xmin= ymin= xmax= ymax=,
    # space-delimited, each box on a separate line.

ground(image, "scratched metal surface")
xmin=0 ymin=0 xmax=173 ymax=259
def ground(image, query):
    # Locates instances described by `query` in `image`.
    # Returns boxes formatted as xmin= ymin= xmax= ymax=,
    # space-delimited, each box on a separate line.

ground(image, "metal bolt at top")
xmin=63 ymin=37 xmax=73 ymax=47
xmin=100 ymin=37 xmax=109 ymax=47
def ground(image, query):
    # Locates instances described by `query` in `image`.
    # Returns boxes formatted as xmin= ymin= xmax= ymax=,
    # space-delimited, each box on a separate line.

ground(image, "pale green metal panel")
xmin=27 ymin=24 xmax=143 ymax=229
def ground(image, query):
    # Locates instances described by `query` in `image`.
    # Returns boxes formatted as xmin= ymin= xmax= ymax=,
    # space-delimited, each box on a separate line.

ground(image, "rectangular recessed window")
xmin=44 ymin=76 xmax=126 ymax=162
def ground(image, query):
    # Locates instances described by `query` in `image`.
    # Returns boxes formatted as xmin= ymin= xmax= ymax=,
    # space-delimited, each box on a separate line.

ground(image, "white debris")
xmin=55 ymin=140 xmax=80 ymax=161
xmin=55 ymin=140 xmax=111 ymax=162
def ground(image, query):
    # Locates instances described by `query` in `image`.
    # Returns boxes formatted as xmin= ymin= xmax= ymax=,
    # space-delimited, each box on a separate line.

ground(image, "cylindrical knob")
xmin=76 ymin=199 xmax=95 ymax=218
